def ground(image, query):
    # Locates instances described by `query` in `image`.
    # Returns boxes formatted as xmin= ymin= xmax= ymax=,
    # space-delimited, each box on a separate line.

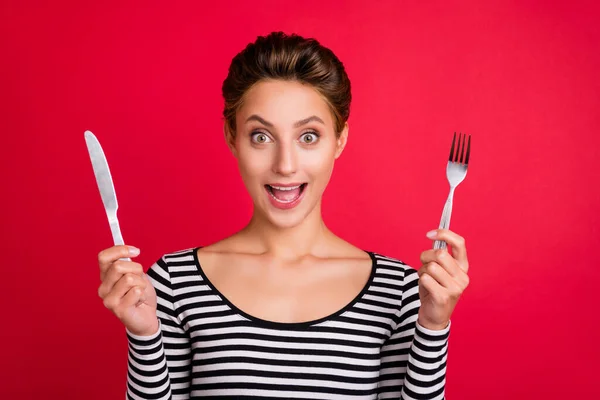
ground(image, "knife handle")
xmin=109 ymin=218 xmax=131 ymax=261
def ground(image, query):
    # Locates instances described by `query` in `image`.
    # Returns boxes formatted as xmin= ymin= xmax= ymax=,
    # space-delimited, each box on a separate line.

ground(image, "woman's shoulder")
xmin=367 ymin=252 xmax=420 ymax=302
xmin=369 ymin=251 xmax=417 ymax=276
xmin=328 ymin=235 xmax=418 ymax=281
xmin=369 ymin=251 xmax=410 ymax=265
xmin=156 ymin=234 xmax=240 ymax=261
xmin=152 ymin=246 xmax=198 ymax=267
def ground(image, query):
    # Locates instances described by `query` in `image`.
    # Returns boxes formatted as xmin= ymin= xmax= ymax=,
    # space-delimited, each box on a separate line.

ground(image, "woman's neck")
xmin=241 ymin=203 xmax=331 ymax=260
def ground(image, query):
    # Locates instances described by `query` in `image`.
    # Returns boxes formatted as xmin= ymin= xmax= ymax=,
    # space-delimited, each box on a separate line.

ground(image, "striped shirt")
xmin=125 ymin=248 xmax=450 ymax=399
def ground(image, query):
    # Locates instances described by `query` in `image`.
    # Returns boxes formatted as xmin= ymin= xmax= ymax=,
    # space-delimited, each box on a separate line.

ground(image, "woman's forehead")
xmin=237 ymin=80 xmax=333 ymax=126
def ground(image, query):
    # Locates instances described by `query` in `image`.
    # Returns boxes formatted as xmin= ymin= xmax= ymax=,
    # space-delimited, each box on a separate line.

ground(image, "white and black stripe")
xmin=126 ymin=248 xmax=450 ymax=400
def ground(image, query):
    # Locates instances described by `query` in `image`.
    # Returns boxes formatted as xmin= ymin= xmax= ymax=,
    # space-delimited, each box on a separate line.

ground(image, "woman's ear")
xmin=223 ymin=122 xmax=238 ymax=158
xmin=334 ymin=122 xmax=349 ymax=159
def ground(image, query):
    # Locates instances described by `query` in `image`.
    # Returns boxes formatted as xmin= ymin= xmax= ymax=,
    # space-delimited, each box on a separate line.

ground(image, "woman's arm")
xmin=378 ymin=268 xmax=450 ymax=400
xmin=126 ymin=257 xmax=192 ymax=400
xmin=379 ymin=229 xmax=469 ymax=399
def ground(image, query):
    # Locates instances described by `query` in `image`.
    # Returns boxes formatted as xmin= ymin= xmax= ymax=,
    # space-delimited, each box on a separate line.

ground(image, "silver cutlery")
xmin=84 ymin=130 xmax=130 ymax=261
xmin=434 ymin=132 xmax=471 ymax=250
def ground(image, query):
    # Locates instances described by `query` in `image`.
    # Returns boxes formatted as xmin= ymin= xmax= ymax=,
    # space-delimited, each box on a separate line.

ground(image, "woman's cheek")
xmin=304 ymin=149 xmax=335 ymax=180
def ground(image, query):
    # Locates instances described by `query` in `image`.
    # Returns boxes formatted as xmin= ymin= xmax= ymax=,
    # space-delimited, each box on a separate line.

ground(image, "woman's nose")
xmin=272 ymin=141 xmax=297 ymax=176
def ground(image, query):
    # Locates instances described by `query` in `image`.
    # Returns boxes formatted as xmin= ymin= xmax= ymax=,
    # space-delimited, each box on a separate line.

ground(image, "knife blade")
xmin=84 ymin=130 xmax=129 ymax=260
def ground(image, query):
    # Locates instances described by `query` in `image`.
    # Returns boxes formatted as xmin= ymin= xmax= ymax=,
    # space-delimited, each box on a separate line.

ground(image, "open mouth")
xmin=265 ymin=183 xmax=307 ymax=204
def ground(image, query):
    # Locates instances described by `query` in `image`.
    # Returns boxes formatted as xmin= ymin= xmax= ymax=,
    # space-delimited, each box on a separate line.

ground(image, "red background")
xmin=2 ymin=0 xmax=599 ymax=398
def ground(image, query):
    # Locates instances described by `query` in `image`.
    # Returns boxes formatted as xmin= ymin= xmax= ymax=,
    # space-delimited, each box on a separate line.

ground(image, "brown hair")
xmin=221 ymin=31 xmax=351 ymax=137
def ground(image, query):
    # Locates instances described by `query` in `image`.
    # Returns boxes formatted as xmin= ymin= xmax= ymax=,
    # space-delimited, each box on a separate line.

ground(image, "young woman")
xmin=97 ymin=32 xmax=470 ymax=400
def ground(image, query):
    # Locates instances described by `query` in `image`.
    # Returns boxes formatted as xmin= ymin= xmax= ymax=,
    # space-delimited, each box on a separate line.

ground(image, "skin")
xmin=97 ymin=79 xmax=470 ymax=336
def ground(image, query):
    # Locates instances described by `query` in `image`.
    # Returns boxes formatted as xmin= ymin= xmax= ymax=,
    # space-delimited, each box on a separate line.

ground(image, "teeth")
xmin=266 ymin=184 xmax=305 ymax=204
xmin=270 ymin=185 xmax=301 ymax=191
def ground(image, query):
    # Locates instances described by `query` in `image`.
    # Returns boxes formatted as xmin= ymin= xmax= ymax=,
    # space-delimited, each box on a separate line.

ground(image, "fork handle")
xmin=433 ymin=187 xmax=455 ymax=250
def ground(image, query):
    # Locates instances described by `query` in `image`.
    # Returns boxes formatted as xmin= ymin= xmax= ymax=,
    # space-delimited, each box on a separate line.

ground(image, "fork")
xmin=433 ymin=132 xmax=471 ymax=250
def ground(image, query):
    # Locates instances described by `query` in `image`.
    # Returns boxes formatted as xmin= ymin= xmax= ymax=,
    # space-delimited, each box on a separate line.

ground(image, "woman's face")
xmin=229 ymin=79 xmax=348 ymax=229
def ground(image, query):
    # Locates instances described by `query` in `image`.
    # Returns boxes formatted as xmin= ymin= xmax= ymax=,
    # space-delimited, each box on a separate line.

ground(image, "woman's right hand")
xmin=97 ymin=245 xmax=159 ymax=336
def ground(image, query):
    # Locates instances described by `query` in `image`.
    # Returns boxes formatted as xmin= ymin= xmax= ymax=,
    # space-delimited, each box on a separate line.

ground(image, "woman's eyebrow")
xmin=245 ymin=114 xmax=325 ymax=128
xmin=293 ymin=116 xmax=325 ymax=127
xmin=245 ymin=114 xmax=273 ymax=127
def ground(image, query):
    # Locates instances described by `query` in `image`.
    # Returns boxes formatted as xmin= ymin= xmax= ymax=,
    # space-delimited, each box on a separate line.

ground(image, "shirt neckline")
xmin=191 ymin=247 xmax=378 ymax=329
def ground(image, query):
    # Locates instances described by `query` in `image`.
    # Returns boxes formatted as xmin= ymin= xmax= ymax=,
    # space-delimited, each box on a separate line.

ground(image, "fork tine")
xmin=465 ymin=134 xmax=471 ymax=165
xmin=461 ymin=132 xmax=467 ymax=163
xmin=449 ymin=132 xmax=456 ymax=162
xmin=456 ymin=132 xmax=464 ymax=163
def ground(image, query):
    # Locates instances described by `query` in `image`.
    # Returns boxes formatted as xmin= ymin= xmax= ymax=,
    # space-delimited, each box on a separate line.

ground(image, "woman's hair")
xmin=221 ymin=31 xmax=351 ymax=137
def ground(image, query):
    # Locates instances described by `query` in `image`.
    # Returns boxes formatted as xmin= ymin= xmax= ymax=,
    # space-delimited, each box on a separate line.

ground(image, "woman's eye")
xmin=300 ymin=132 xmax=319 ymax=144
xmin=251 ymin=133 xmax=271 ymax=144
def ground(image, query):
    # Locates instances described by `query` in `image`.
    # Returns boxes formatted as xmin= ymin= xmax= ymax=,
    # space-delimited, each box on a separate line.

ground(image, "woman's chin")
xmin=253 ymin=200 xmax=315 ymax=230
xmin=261 ymin=208 xmax=305 ymax=229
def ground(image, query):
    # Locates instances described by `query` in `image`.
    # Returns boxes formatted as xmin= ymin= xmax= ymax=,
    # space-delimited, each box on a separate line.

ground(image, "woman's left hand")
xmin=417 ymin=229 xmax=470 ymax=331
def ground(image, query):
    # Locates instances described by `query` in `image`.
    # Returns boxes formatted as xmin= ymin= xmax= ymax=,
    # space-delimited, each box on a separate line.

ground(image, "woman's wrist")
xmin=127 ymin=319 xmax=160 ymax=338
xmin=417 ymin=316 xmax=449 ymax=331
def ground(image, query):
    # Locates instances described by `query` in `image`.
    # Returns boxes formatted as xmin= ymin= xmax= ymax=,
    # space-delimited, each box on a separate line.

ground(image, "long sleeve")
xmin=378 ymin=268 xmax=450 ymax=400
xmin=126 ymin=257 xmax=192 ymax=400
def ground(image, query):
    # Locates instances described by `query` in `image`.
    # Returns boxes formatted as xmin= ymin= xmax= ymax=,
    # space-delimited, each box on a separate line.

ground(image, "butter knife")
xmin=84 ymin=130 xmax=130 ymax=261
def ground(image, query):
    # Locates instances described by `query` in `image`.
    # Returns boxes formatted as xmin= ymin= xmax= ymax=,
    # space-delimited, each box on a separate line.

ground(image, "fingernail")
xmin=128 ymin=247 xmax=140 ymax=256
xmin=426 ymin=230 xmax=437 ymax=239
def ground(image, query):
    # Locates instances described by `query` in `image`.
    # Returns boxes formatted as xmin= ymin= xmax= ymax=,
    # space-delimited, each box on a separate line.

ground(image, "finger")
xmin=110 ymin=285 xmax=145 ymax=320
xmin=420 ymin=272 xmax=444 ymax=295
xmin=98 ymin=245 xmax=141 ymax=278
xmin=421 ymin=262 xmax=456 ymax=290
xmin=426 ymin=229 xmax=468 ymax=272
xmin=420 ymin=272 xmax=456 ymax=306
xmin=102 ymin=273 xmax=146 ymax=310
xmin=98 ymin=261 xmax=144 ymax=298
xmin=420 ymin=249 xmax=462 ymax=277
xmin=120 ymin=285 xmax=146 ymax=310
